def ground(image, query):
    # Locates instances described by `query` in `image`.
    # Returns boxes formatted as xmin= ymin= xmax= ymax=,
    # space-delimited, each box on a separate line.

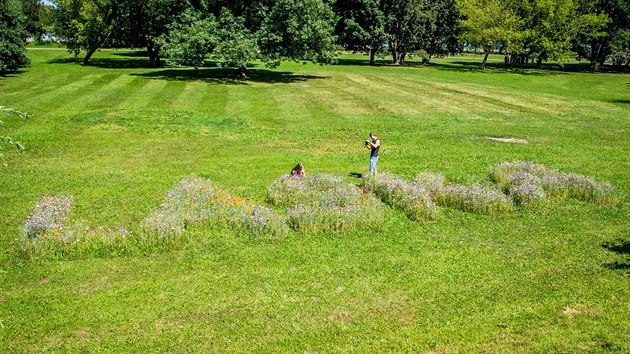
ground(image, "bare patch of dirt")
xmin=487 ymin=137 xmax=529 ymax=144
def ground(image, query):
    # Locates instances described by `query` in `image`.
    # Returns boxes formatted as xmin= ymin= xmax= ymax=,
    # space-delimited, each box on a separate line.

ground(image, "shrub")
xmin=143 ymin=176 xmax=288 ymax=240
xmin=268 ymin=173 xmax=384 ymax=232
xmin=415 ymin=173 xmax=513 ymax=214
xmin=18 ymin=195 xmax=132 ymax=259
xmin=362 ymin=173 xmax=439 ymax=222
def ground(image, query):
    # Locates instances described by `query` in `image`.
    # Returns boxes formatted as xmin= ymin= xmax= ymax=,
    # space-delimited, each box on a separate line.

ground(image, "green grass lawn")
xmin=1 ymin=49 xmax=629 ymax=352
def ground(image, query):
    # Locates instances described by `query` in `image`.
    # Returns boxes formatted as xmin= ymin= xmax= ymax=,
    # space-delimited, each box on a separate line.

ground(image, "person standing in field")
xmin=365 ymin=132 xmax=381 ymax=175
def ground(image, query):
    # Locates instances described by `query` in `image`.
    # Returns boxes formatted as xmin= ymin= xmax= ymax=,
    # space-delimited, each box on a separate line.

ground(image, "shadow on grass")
xmin=334 ymin=56 xmax=630 ymax=75
xmin=349 ymin=172 xmax=364 ymax=179
xmin=130 ymin=68 xmax=327 ymax=85
xmin=48 ymin=54 xmax=328 ymax=84
xmin=602 ymin=238 xmax=630 ymax=272
xmin=48 ymin=56 xmax=153 ymax=69
xmin=111 ymin=50 xmax=151 ymax=57
xmin=608 ymin=99 xmax=630 ymax=104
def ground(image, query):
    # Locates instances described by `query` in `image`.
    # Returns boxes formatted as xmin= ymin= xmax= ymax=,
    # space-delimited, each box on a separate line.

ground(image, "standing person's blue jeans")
xmin=369 ymin=156 xmax=379 ymax=173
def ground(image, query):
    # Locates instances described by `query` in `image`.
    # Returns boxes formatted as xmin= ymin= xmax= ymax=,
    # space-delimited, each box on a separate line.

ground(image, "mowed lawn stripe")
xmin=64 ymin=73 xmax=138 ymax=114
xmin=397 ymin=75 xmax=564 ymax=115
xmin=340 ymin=73 xmax=443 ymax=116
xmin=115 ymin=77 xmax=170 ymax=110
xmin=380 ymin=74 xmax=513 ymax=116
xmin=348 ymin=73 xmax=479 ymax=115
xmin=6 ymin=74 xmax=113 ymax=117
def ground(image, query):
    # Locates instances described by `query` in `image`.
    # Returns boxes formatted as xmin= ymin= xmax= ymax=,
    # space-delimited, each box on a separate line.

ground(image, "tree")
xmin=457 ymin=0 xmax=521 ymax=69
xmin=418 ymin=0 xmax=461 ymax=64
xmin=0 ymin=0 xmax=31 ymax=75
xmin=54 ymin=0 xmax=132 ymax=64
xmin=158 ymin=0 xmax=337 ymax=76
xmin=382 ymin=0 xmax=429 ymax=64
xmin=609 ymin=29 xmax=630 ymax=67
xmin=116 ymin=0 xmax=192 ymax=67
xmin=333 ymin=0 xmax=387 ymax=65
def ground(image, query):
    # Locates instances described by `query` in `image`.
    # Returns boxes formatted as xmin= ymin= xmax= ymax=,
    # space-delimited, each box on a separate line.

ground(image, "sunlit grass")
xmin=0 ymin=49 xmax=628 ymax=352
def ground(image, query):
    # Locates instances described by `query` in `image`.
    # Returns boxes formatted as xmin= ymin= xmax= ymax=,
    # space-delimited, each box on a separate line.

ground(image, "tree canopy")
xmin=0 ymin=0 xmax=31 ymax=75
xmin=2 ymin=0 xmax=627 ymax=72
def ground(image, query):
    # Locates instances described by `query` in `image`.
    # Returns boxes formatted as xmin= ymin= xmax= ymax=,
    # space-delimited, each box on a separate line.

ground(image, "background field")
xmin=1 ymin=49 xmax=629 ymax=352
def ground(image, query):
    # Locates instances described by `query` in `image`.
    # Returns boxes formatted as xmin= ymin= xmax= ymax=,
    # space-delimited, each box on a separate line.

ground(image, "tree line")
xmin=1 ymin=0 xmax=629 ymax=75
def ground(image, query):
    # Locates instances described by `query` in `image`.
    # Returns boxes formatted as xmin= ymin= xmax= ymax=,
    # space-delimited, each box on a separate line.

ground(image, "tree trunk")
xmin=479 ymin=49 xmax=490 ymax=70
xmin=369 ymin=47 xmax=376 ymax=65
xmin=237 ymin=66 xmax=248 ymax=78
xmin=400 ymin=51 xmax=406 ymax=65
xmin=590 ymin=41 xmax=602 ymax=73
xmin=82 ymin=45 xmax=99 ymax=64
xmin=147 ymin=41 xmax=161 ymax=68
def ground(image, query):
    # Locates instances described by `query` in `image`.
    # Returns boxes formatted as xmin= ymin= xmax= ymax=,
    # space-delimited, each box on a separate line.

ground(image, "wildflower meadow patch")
xmin=415 ymin=172 xmax=514 ymax=214
xmin=492 ymin=161 xmax=618 ymax=206
xmin=361 ymin=173 xmax=439 ymax=221
xmin=143 ymin=176 xmax=289 ymax=240
xmin=18 ymin=195 xmax=132 ymax=260
xmin=268 ymin=173 xmax=384 ymax=232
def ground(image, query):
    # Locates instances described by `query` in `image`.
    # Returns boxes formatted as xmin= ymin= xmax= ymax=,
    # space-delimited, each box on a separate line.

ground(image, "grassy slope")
xmin=0 ymin=50 xmax=628 ymax=352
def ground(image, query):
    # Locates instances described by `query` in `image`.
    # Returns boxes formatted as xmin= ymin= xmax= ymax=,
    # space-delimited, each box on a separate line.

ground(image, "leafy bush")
xmin=143 ymin=176 xmax=288 ymax=240
xmin=362 ymin=173 xmax=439 ymax=222
xmin=268 ymin=173 xmax=384 ymax=232
xmin=18 ymin=195 xmax=132 ymax=259
xmin=492 ymin=161 xmax=618 ymax=206
xmin=415 ymin=172 xmax=513 ymax=214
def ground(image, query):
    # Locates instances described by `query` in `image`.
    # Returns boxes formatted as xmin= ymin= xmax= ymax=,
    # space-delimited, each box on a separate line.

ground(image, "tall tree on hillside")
xmin=456 ymin=0 xmax=521 ymax=69
xmin=333 ymin=0 xmax=387 ymax=65
xmin=0 ymin=0 xmax=30 ymax=75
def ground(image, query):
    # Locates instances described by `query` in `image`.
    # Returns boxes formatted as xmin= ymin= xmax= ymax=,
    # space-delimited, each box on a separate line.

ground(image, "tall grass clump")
xmin=415 ymin=172 xmax=514 ymax=214
xmin=492 ymin=161 xmax=618 ymax=206
xmin=362 ymin=173 xmax=439 ymax=221
xmin=143 ymin=176 xmax=288 ymax=241
xmin=268 ymin=173 xmax=384 ymax=232
xmin=18 ymin=195 xmax=132 ymax=260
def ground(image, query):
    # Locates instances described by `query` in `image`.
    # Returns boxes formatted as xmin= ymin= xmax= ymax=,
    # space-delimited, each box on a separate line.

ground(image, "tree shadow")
xmin=0 ymin=69 xmax=28 ymax=78
xmin=602 ymin=238 xmax=630 ymax=272
xmin=608 ymin=99 xmax=630 ymax=104
xmin=331 ymin=55 xmax=629 ymax=75
xmin=334 ymin=58 xmax=391 ymax=67
xmin=426 ymin=60 xmax=577 ymax=75
xmin=48 ymin=56 xmax=153 ymax=69
xmin=48 ymin=53 xmax=328 ymax=84
xmin=111 ymin=50 xmax=151 ymax=57
xmin=130 ymin=68 xmax=327 ymax=85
